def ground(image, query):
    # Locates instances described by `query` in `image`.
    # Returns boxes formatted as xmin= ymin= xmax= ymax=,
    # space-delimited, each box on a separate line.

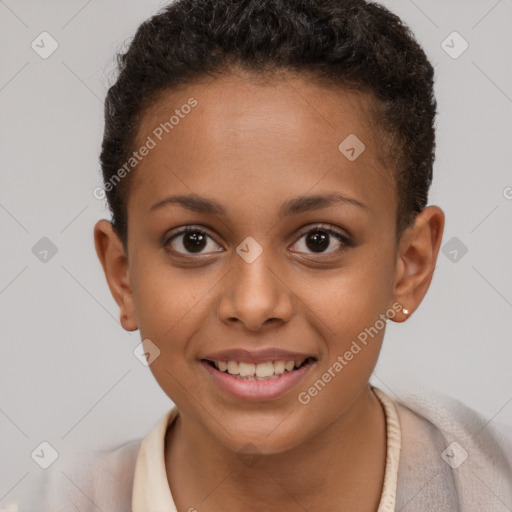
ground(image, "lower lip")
xmin=200 ymin=359 xmax=315 ymax=402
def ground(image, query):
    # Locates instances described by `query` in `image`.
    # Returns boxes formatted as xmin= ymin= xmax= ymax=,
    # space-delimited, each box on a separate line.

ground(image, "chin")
xmin=211 ymin=418 xmax=310 ymax=457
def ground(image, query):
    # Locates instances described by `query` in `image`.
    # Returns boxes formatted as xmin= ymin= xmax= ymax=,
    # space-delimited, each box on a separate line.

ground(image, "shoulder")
xmin=393 ymin=387 xmax=512 ymax=466
xmin=19 ymin=437 xmax=142 ymax=512
xmin=389 ymin=385 xmax=512 ymax=511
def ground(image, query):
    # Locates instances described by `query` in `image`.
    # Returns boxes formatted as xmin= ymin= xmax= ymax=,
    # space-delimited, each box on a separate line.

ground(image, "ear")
xmin=390 ymin=205 xmax=445 ymax=323
xmin=94 ymin=219 xmax=138 ymax=331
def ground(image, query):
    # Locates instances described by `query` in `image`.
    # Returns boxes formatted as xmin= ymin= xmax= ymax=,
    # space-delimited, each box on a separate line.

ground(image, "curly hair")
xmin=100 ymin=0 xmax=436 ymax=248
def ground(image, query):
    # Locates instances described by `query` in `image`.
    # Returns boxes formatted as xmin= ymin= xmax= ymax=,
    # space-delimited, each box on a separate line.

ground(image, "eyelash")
xmin=164 ymin=223 xmax=353 ymax=257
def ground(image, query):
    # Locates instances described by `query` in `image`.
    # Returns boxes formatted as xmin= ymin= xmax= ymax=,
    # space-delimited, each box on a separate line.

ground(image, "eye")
xmin=164 ymin=223 xmax=352 ymax=257
xmin=164 ymin=226 xmax=223 ymax=255
xmin=290 ymin=224 xmax=352 ymax=255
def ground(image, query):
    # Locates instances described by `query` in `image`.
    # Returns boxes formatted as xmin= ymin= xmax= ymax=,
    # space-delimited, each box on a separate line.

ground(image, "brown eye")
xmin=165 ymin=227 xmax=223 ymax=255
xmin=290 ymin=225 xmax=352 ymax=255
xmin=304 ymin=230 xmax=330 ymax=252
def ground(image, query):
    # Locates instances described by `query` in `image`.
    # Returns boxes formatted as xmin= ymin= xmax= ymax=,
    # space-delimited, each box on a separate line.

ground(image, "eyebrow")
xmin=149 ymin=192 xmax=369 ymax=218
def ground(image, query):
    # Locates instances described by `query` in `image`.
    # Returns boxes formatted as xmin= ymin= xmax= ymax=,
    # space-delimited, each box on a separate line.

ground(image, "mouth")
xmin=202 ymin=357 xmax=316 ymax=380
xmin=200 ymin=356 xmax=317 ymax=401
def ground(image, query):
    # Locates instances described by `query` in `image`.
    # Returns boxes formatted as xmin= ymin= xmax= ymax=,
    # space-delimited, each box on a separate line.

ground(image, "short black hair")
xmin=100 ymin=0 xmax=436 ymax=249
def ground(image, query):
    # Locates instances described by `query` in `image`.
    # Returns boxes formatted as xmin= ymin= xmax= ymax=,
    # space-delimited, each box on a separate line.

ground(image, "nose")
xmin=217 ymin=252 xmax=294 ymax=332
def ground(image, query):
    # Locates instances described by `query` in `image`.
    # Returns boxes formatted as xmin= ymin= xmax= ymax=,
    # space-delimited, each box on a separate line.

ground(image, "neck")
xmin=165 ymin=385 xmax=387 ymax=512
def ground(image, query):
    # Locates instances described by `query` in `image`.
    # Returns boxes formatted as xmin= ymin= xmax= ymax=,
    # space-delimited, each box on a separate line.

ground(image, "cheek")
xmin=130 ymin=262 xmax=209 ymax=404
xmin=129 ymin=257 xmax=222 ymax=395
xmin=295 ymin=265 xmax=392 ymax=416
xmin=297 ymin=254 xmax=394 ymax=337
xmin=130 ymin=250 xmax=209 ymax=340
xmin=294 ymin=248 xmax=393 ymax=396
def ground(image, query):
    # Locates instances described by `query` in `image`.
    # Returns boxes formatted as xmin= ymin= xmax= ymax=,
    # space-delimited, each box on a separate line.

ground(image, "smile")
xmin=200 ymin=357 xmax=316 ymax=401
xmin=206 ymin=358 xmax=314 ymax=380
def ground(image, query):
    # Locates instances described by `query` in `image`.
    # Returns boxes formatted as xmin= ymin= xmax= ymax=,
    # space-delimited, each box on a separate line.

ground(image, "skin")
xmin=94 ymin=71 xmax=444 ymax=511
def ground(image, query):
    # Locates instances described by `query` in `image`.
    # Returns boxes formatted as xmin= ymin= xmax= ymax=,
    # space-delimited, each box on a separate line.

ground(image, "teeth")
xmin=212 ymin=359 xmax=310 ymax=378
xmin=256 ymin=361 xmax=274 ymax=378
xmin=239 ymin=362 xmax=255 ymax=377
xmin=274 ymin=361 xmax=285 ymax=374
xmin=227 ymin=361 xmax=239 ymax=375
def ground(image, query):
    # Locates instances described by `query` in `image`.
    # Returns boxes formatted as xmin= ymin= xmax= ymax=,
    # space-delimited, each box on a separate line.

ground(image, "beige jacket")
xmin=13 ymin=387 xmax=512 ymax=512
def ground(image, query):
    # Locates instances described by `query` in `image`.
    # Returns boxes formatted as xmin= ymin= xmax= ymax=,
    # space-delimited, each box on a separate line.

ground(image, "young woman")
xmin=21 ymin=1 xmax=512 ymax=510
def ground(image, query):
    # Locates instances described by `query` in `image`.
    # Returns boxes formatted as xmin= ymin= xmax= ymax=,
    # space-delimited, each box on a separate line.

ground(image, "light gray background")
xmin=1 ymin=0 xmax=511 ymax=505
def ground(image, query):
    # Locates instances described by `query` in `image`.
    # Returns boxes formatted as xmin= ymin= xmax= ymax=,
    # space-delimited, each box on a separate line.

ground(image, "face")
xmin=95 ymin=72 xmax=444 ymax=455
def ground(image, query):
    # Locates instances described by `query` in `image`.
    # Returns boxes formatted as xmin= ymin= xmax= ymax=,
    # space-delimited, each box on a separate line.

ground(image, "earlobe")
xmin=390 ymin=206 xmax=445 ymax=323
xmin=93 ymin=220 xmax=138 ymax=331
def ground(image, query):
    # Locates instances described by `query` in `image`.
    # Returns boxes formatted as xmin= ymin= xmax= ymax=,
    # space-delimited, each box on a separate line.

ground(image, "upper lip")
xmin=201 ymin=348 xmax=316 ymax=365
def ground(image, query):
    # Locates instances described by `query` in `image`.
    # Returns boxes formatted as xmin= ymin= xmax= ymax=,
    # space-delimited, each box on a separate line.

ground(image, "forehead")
xmin=129 ymin=73 xmax=396 ymax=223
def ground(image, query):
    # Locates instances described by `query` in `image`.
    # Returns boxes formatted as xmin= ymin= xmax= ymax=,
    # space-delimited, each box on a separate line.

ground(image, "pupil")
xmin=306 ymin=230 xmax=329 ymax=252
xmin=184 ymin=232 xmax=206 ymax=252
